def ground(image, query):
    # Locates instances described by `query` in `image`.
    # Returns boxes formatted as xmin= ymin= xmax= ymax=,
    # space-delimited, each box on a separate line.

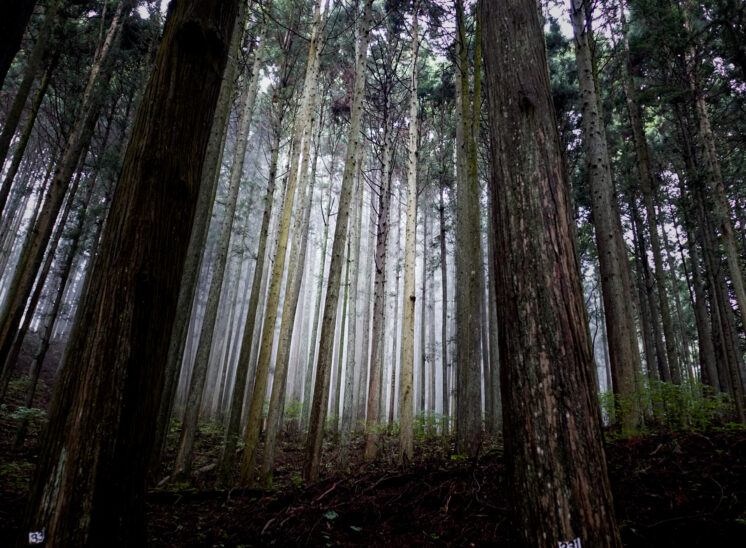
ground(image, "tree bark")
xmin=22 ymin=1 xmax=239 ymax=544
xmin=482 ymin=0 xmax=622 ymax=544
xmin=399 ymin=3 xmax=419 ymax=461
xmin=570 ymin=0 xmax=642 ymax=430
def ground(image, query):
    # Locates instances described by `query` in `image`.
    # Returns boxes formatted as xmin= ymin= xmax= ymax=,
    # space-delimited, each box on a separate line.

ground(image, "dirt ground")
xmin=2 ymin=361 xmax=746 ymax=546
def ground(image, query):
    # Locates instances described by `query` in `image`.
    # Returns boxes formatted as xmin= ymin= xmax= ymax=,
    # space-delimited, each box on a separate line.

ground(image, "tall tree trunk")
xmin=399 ymin=3 xmax=419 ymax=461
xmin=304 ymin=0 xmax=373 ymax=481
xmin=439 ymin=185 xmax=449 ymax=434
xmin=172 ymin=13 xmax=267 ymax=481
xmin=22 ymin=1 xmax=239 ymax=543
xmin=570 ymin=0 xmax=642 ymax=430
xmin=482 ymin=1 xmax=622 ymax=544
xmin=454 ymin=0 xmax=483 ymax=457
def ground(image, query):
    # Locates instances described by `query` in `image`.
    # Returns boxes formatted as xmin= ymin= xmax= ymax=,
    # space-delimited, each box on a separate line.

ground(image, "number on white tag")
xmin=29 ymin=530 xmax=45 ymax=544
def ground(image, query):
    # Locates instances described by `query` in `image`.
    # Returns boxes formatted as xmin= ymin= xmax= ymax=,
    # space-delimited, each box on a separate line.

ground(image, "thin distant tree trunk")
xmin=482 ymin=1 xmax=622 ymax=544
xmin=22 ymin=0 xmax=239 ymax=543
xmin=570 ymin=0 xmax=642 ymax=430
xmin=172 ymin=13 xmax=266 ymax=481
xmin=399 ymin=3 xmax=419 ymax=461
xmin=331 ymin=238 xmax=351 ymax=435
xmin=0 ymin=0 xmax=38 ymax=90
xmin=300 ymin=175 xmax=333 ymax=431
xmin=242 ymin=0 xmax=327 ymax=487
xmin=486 ymin=218 xmax=501 ymax=430
xmin=304 ymin=0 xmax=373 ymax=481
xmin=439 ymin=185 xmax=449 ymax=433
xmin=356 ymin=189 xmax=375 ymax=427
xmin=341 ymin=151 xmax=363 ymax=439
xmin=387 ymin=193 xmax=402 ymax=426
xmin=419 ymin=204 xmax=426 ymax=415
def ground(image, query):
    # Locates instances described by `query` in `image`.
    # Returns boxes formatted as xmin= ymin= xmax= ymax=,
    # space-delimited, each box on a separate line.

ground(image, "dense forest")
xmin=0 ymin=0 xmax=745 ymax=545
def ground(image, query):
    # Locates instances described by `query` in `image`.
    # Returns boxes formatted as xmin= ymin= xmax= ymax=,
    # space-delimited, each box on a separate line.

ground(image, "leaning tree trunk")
xmin=172 ymin=14 xmax=267 ymax=481
xmin=0 ymin=1 xmax=126 ymax=383
xmin=570 ymin=0 xmax=642 ymax=431
xmin=150 ymin=0 xmax=248 ymax=483
xmin=22 ymin=1 xmax=239 ymax=544
xmin=482 ymin=0 xmax=622 ymax=545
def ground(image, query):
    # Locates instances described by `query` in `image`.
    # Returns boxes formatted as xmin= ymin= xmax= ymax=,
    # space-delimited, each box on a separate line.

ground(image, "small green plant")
xmin=599 ymin=375 xmax=735 ymax=436
xmin=10 ymin=406 xmax=47 ymax=423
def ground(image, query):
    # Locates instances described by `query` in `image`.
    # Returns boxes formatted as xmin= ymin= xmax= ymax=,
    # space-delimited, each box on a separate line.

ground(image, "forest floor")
xmin=2 ymin=370 xmax=746 ymax=546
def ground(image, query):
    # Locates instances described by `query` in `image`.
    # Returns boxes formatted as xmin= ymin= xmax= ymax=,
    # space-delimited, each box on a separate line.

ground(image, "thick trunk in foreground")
xmin=22 ymin=1 xmax=238 ymax=545
xmin=482 ymin=0 xmax=622 ymax=545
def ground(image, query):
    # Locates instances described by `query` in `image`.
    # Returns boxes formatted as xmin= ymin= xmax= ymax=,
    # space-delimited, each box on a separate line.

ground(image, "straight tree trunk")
xmin=439 ymin=185 xmax=449 ymax=433
xmin=341 ymin=153 xmax=364 ymax=438
xmin=356 ymin=188 xmax=375 ymax=426
xmin=399 ymin=5 xmax=420 ymax=460
xmin=304 ymin=0 xmax=373 ymax=480
xmin=387 ymin=192 xmax=402 ymax=426
xmin=482 ymin=1 xmax=622 ymax=544
xmin=22 ymin=1 xmax=239 ymax=544
xmin=570 ymin=0 xmax=642 ymax=430
xmin=453 ymin=0 xmax=483 ymax=457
